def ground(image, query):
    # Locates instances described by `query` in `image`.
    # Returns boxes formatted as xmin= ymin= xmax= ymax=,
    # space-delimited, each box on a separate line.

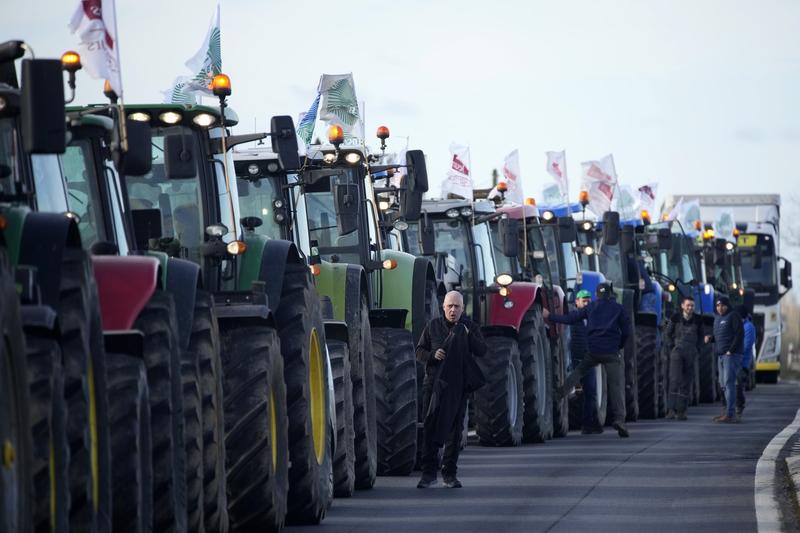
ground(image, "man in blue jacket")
xmin=704 ymin=296 xmax=744 ymax=423
xmin=568 ymin=290 xmax=602 ymax=434
xmin=736 ymin=307 xmax=756 ymax=418
xmin=544 ymin=282 xmax=632 ymax=438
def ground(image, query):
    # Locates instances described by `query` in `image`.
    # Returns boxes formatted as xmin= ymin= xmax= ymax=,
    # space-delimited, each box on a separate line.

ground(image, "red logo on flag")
xmin=551 ymin=162 xmax=563 ymax=178
xmin=452 ymin=154 xmax=469 ymax=176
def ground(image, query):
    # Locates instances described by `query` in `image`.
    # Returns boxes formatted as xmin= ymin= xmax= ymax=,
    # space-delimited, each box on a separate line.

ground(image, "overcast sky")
xmin=5 ymin=0 xmax=800 ymax=264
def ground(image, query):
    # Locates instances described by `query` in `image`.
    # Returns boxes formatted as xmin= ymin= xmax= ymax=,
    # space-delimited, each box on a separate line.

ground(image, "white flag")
xmin=318 ymin=74 xmax=364 ymax=141
xmin=162 ymin=75 xmax=197 ymax=104
xmin=68 ymin=0 xmax=122 ymax=97
xmin=612 ymin=184 xmax=638 ymax=219
xmin=542 ymin=183 xmax=562 ymax=206
xmin=713 ymin=209 xmax=736 ymax=242
xmin=580 ymin=154 xmax=618 ymax=215
xmin=497 ymin=149 xmax=524 ymax=204
xmin=637 ymin=183 xmax=658 ymax=215
xmin=545 ymin=150 xmax=568 ymax=199
xmin=677 ymin=199 xmax=702 ymax=233
xmin=441 ymin=143 xmax=473 ymax=201
xmin=183 ymin=4 xmax=221 ymax=96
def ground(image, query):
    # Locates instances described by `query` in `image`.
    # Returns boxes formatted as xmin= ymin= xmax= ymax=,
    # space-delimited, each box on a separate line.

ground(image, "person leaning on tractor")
xmin=704 ymin=295 xmax=744 ymax=424
xmin=569 ymin=289 xmax=603 ymax=434
xmin=415 ymin=290 xmax=487 ymax=489
xmin=664 ymin=295 xmax=704 ymax=421
xmin=544 ymin=282 xmax=632 ymax=438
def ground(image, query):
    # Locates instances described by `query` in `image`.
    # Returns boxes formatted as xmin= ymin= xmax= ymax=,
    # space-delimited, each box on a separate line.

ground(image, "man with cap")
xmin=664 ymin=295 xmax=704 ymax=420
xmin=736 ymin=306 xmax=756 ymax=418
xmin=544 ymin=282 xmax=632 ymax=438
xmin=704 ymin=295 xmax=744 ymax=423
xmin=569 ymin=289 xmax=603 ymax=434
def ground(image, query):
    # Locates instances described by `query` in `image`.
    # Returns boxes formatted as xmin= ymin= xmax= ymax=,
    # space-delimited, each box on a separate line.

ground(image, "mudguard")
xmin=486 ymin=281 xmax=540 ymax=331
xmin=238 ymin=232 xmax=269 ymax=292
xmin=257 ymin=239 xmax=304 ymax=313
xmin=410 ymin=255 xmax=436 ymax=342
xmin=638 ymin=281 xmax=663 ymax=325
xmin=380 ymin=249 xmax=421 ymax=333
xmin=576 ymin=270 xmax=605 ymax=298
xmin=315 ymin=261 xmax=368 ymax=332
xmin=165 ymin=257 xmax=200 ymax=353
xmin=92 ymin=255 xmax=160 ymax=330
xmin=17 ymin=211 xmax=83 ymax=309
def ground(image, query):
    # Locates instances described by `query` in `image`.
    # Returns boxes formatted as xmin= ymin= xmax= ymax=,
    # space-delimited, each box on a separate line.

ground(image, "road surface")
xmin=296 ymin=382 xmax=800 ymax=532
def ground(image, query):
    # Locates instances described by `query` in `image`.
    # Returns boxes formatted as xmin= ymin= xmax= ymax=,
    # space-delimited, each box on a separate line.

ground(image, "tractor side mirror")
xmin=399 ymin=176 xmax=423 ymax=221
xmin=557 ymin=216 xmax=576 ymax=243
xmin=780 ymin=257 xmax=792 ymax=290
xmin=657 ymin=228 xmax=672 ymax=250
xmin=119 ymin=119 xmax=152 ymax=176
xmin=621 ymin=225 xmax=634 ymax=254
xmin=418 ymin=213 xmax=436 ymax=256
xmin=602 ymin=211 xmax=620 ymax=246
xmin=20 ymin=59 xmax=65 ymax=154
xmin=163 ymin=133 xmax=196 ymax=179
xmin=270 ymin=115 xmax=300 ymax=172
xmin=333 ymin=180 xmax=359 ymax=236
xmin=405 ymin=149 xmax=429 ymax=193
xmin=499 ymin=217 xmax=519 ymax=258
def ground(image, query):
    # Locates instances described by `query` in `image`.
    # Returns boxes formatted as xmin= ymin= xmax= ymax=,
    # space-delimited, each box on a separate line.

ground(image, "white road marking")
xmin=755 ymin=407 xmax=800 ymax=532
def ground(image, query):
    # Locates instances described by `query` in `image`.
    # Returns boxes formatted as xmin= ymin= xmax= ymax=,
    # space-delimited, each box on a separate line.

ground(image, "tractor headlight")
xmin=495 ymin=273 xmax=513 ymax=287
xmin=446 ymin=208 xmax=459 ymax=218
xmin=393 ymin=219 xmax=409 ymax=231
xmin=345 ymin=152 xmax=362 ymax=164
xmin=129 ymin=111 xmax=151 ymax=122
xmin=542 ymin=210 xmax=555 ymax=221
xmin=459 ymin=207 xmax=473 ymax=217
xmin=323 ymin=153 xmax=337 ymax=164
xmin=192 ymin=113 xmax=216 ymax=127
xmin=247 ymin=163 xmax=260 ymax=176
xmin=582 ymin=245 xmax=594 ymax=256
xmin=205 ymin=224 xmax=229 ymax=238
xmin=159 ymin=111 xmax=182 ymax=125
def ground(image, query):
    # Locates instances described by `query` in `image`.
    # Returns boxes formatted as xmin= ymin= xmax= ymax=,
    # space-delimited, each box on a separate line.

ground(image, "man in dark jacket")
xmin=704 ymin=295 xmax=744 ymax=423
xmin=569 ymin=290 xmax=602 ymax=434
xmin=736 ymin=307 xmax=756 ymax=418
xmin=664 ymin=296 xmax=703 ymax=420
xmin=545 ymin=282 xmax=632 ymax=438
xmin=415 ymin=290 xmax=487 ymax=488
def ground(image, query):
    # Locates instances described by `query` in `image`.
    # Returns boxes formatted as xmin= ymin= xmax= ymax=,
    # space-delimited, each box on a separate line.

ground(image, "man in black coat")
xmin=664 ymin=296 xmax=704 ymax=420
xmin=544 ymin=282 xmax=632 ymax=438
xmin=415 ymin=290 xmax=487 ymax=488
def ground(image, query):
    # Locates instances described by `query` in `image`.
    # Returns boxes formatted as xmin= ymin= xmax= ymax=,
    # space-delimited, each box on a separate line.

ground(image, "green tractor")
xmin=233 ymin=125 xmax=437 ymax=480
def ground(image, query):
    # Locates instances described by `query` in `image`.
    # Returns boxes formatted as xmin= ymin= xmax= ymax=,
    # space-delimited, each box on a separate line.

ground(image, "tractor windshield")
xmin=739 ymin=233 xmax=778 ymax=294
xmin=62 ymin=138 xmax=106 ymax=247
xmin=124 ymin=126 xmax=206 ymax=264
xmin=472 ymin=221 xmax=497 ymax=287
xmin=598 ymin=243 xmax=624 ymax=287
xmin=235 ymin=173 xmax=285 ymax=241
xmin=525 ymin=224 xmax=553 ymax=286
xmin=302 ymin=169 xmax=362 ymax=265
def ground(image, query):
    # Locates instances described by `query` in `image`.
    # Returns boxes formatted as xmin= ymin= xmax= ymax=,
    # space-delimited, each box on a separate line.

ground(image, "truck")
xmin=663 ymin=195 xmax=793 ymax=383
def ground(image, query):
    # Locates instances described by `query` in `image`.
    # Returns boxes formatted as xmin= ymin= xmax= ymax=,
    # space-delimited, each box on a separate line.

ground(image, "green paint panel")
xmin=315 ymin=262 xmax=349 ymax=322
xmin=0 ymin=206 xmax=30 ymax=267
xmin=238 ymin=234 xmax=268 ymax=290
xmin=380 ymin=249 xmax=416 ymax=331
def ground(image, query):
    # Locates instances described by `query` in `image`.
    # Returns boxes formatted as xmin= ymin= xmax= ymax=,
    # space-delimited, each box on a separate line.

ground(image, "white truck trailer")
xmin=662 ymin=194 xmax=793 ymax=383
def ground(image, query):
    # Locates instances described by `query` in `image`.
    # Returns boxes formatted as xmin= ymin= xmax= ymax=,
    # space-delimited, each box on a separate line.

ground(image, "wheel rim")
xmin=309 ymin=328 xmax=326 ymax=464
xmin=269 ymin=390 xmax=278 ymax=471
xmin=535 ymin=334 xmax=547 ymax=418
xmin=0 ymin=344 xmax=20 ymax=531
xmin=506 ymin=359 xmax=518 ymax=426
xmin=88 ymin=356 xmax=99 ymax=512
xmin=594 ymin=366 xmax=604 ymax=410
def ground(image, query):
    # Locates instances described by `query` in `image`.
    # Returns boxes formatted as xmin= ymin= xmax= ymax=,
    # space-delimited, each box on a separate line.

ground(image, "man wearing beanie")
xmin=704 ymin=296 xmax=744 ymax=423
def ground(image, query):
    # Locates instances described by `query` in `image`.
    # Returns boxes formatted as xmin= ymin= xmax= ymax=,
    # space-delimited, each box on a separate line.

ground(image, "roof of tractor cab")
xmin=421 ymin=198 xmax=495 ymax=216
xmin=495 ymin=203 xmax=540 ymax=220
xmin=77 ymin=103 xmax=239 ymax=127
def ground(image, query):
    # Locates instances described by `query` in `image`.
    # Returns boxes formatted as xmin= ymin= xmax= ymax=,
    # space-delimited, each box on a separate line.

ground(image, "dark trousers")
xmin=736 ymin=367 xmax=749 ymax=411
xmin=420 ymin=373 xmax=467 ymax=477
xmin=573 ymin=354 xmax=599 ymax=428
xmin=667 ymin=347 xmax=696 ymax=415
xmin=564 ymin=351 xmax=625 ymax=425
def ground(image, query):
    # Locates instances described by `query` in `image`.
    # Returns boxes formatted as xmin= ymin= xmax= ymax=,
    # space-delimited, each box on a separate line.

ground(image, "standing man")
xmin=569 ymin=290 xmax=602 ymax=434
xmin=664 ymin=296 xmax=703 ymax=420
xmin=736 ymin=306 xmax=756 ymax=418
xmin=415 ymin=290 xmax=487 ymax=488
xmin=704 ymin=296 xmax=743 ymax=423
xmin=544 ymin=282 xmax=632 ymax=438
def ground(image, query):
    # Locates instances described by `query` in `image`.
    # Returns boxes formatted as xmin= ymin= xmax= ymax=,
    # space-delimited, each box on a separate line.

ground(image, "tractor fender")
xmin=257 ymin=239 xmax=304 ymax=313
xmin=323 ymin=320 xmax=349 ymax=344
xmin=164 ymin=257 xmax=200 ymax=353
xmin=315 ymin=261 xmax=367 ymax=329
xmin=410 ymin=256 xmax=437 ymax=341
xmin=480 ymin=324 xmax=518 ymax=341
xmin=17 ymin=211 xmax=83 ymax=309
xmin=486 ymin=281 xmax=539 ymax=331
xmin=92 ymin=255 xmax=160 ymax=330
xmin=638 ymin=281 xmax=663 ymax=324
xmin=380 ymin=249 xmax=418 ymax=332
xmin=576 ymin=270 xmax=605 ymax=297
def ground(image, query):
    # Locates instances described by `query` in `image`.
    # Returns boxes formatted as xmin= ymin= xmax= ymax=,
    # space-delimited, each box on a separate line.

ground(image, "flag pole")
xmin=109 ymin=0 xmax=128 ymax=153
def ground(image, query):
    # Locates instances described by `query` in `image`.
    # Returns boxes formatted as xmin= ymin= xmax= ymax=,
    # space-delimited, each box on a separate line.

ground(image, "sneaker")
xmin=612 ymin=422 xmax=629 ymax=438
xmin=665 ymin=410 xmax=676 ymax=420
xmin=442 ymin=476 xmax=462 ymax=488
xmin=714 ymin=415 xmax=740 ymax=424
xmin=581 ymin=425 xmax=604 ymax=435
xmin=712 ymin=413 xmax=726 ymax=422
xmin=417 ymin=475 xmax=437 ymax=488
xmin=676 ymin=413 xmax=688 ymax=421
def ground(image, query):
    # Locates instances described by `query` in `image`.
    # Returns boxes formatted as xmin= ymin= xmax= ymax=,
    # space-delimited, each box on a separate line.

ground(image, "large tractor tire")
xmin=24 ymin=326 xmax=69 ymax=533
xmin=698 ymin=343 xmax=717 ymax=403
xmin=189 ymin=291 xmax=227 ymax=532
xmin=551 ymin=336 xmax=570 ymax=438
xmin=372 ymin=327 xmax=418 ymax=476
xmin=636 ymin=325 xmax=659 ymax=419
xmin=520 ymin=306 xmax=553 ymax=443
xmin=473 ymin=335 xmax=524 ymax=447
xmin=329 ymin=339 xmax=355 ymax=497
xmin=351 ymin=299 xmax=377 ymax=490
xmin=657 ymin=340 xmax=669 ymax=418
xmin=273 ymin=263 xmax=333 ymax=525
xmin=623 ymin=331 xmax=639 ymax=422
xmin=106 ymin=353 xmax=153 ymax=533
xmin=133 ymin=291 xmax=187 ymax=533
xmin=219 ymin=321 xmax=288 ymax=531
xmin=0 ymin=262 xmax=34 ymax=533
xmin=180 ymin=358 xmax=204 ymax=532
xmin=59 ymin=248 xmax=112 ymax=532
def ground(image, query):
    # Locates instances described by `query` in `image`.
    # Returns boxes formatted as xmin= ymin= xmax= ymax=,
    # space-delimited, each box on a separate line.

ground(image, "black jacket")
xmin=665 ymin=312 xmax=704 ymax=353
xmin=709 ymin=309 xmax=744 ymax=355
xmin=548 ymin=298 xmax=631 ymax=355
xmin=416 ymin=316 xmax=488 ymax=374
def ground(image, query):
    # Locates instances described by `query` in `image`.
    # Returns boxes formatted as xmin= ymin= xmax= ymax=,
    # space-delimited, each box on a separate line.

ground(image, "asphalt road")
xmin=295 ymin=382 xmax=800 ymax=533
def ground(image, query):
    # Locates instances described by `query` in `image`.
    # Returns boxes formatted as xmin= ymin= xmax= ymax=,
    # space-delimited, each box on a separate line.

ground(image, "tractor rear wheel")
xmin=520 ymin=306 xmax=552 ymax=443
xmin=180 ymin=358 xmax=204 ymax=532
xmin=329 ymin=339 xmax=355 ymax=497
xmin=636 ymin=326 xmax=659 ymax=419
xmin=698 ymin=343 xmax=717 ymax=403
xmin=551 ymin=335 xmax=570 ymax=438
xmin=219 ymin=321 xmax=288 ymax=531
xmin=473 ymin=335 xmax=523 ymax=447
xmin=373 ymin=327 xmax=417 ymax=476
xmin=351 ymin=300 xmax=377 ymax=490
xmin=106 ymin=353 xmax=153 ymax=533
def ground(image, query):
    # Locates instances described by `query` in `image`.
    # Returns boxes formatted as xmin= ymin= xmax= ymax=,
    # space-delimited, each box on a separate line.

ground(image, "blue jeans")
xmin=717 ymin=354 xmax=743 ymax=417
